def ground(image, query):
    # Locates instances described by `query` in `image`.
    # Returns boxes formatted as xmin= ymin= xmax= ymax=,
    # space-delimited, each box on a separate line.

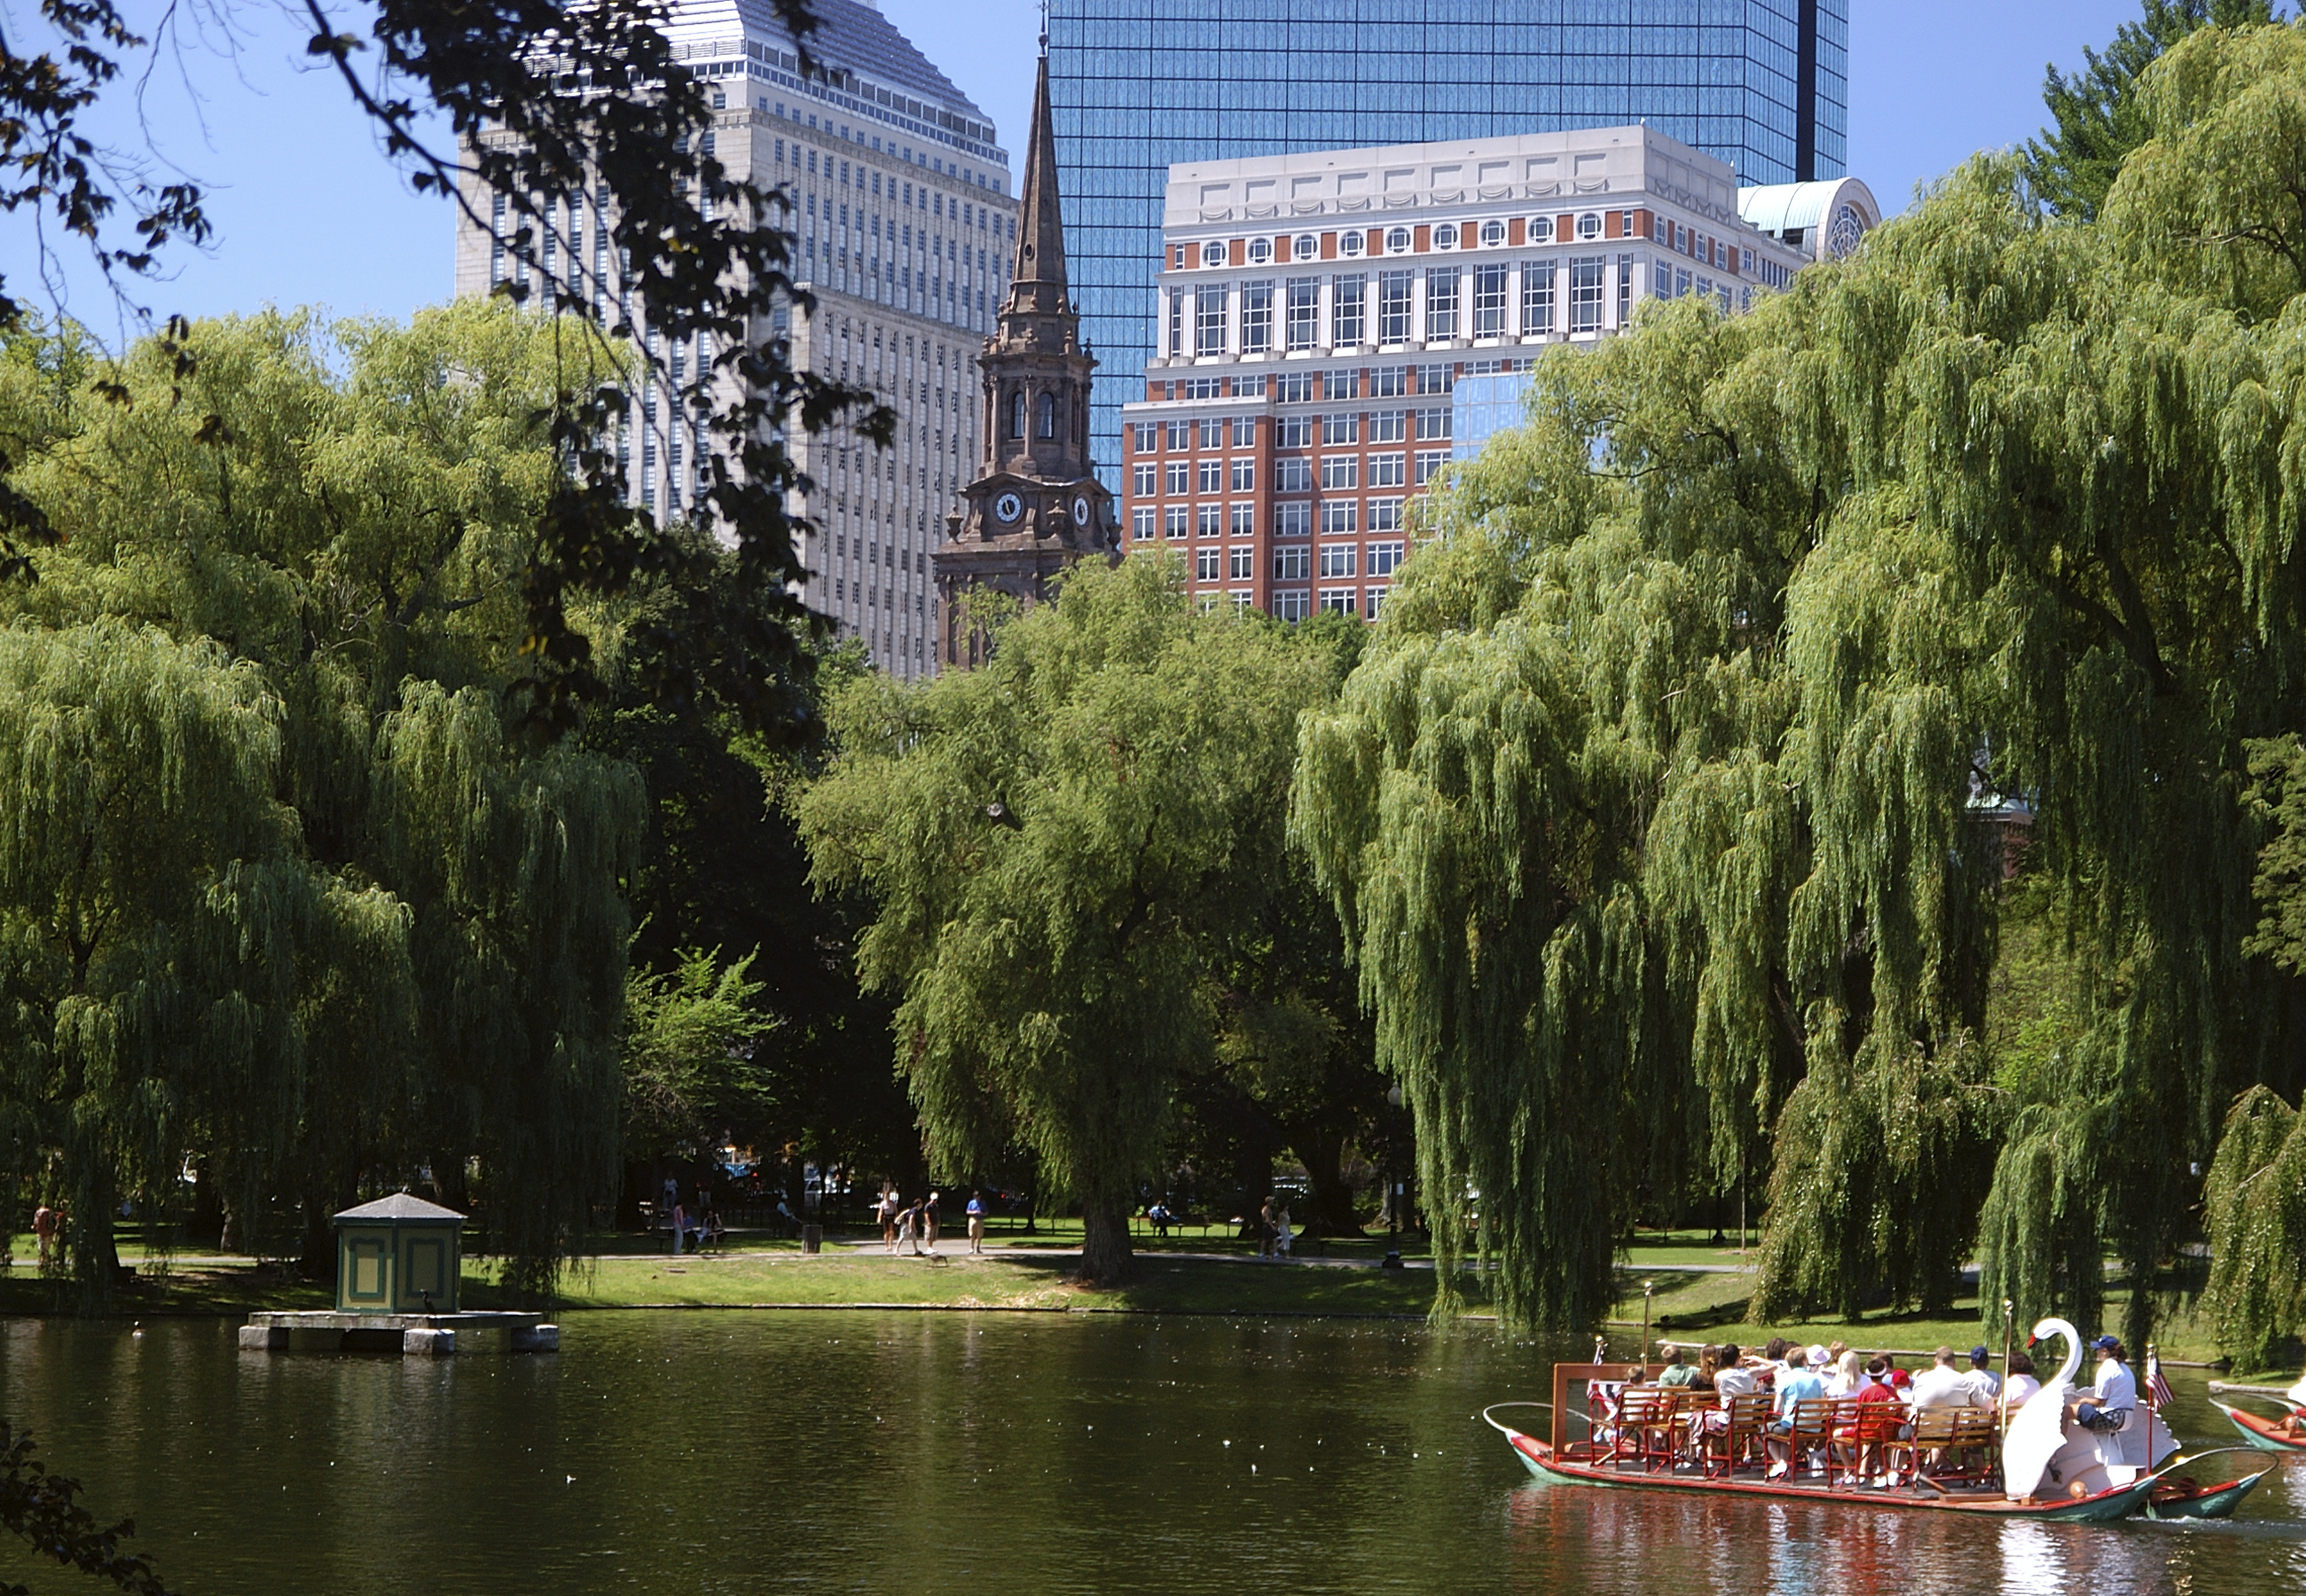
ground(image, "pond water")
xmin=1 ymin=1310 xmax=2302 ymax=1595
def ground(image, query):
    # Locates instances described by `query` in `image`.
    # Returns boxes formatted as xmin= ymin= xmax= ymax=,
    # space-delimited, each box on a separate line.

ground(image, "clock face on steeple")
xmin=1071 ymin=495 xmax=1091 ymax=527
xmin=994 ymin=491 xmax=1024 ymax=524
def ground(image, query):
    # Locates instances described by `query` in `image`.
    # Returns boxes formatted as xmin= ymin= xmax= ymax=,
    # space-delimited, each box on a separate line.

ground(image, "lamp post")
xmin=1642 ymin=1279 xmax=1655 ymax=1373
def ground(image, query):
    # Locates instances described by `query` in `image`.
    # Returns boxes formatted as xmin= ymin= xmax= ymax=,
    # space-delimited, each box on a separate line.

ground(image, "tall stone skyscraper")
xmin=455 ymin=0 xmax=1015 ymax=681
xmin=935 ymin=54 xmax=1116 ymax=670
xmin=1048 ymin=0 xmax=1851 ymax=486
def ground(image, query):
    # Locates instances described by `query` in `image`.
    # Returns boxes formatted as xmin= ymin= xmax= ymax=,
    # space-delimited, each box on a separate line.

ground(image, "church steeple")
xmin=932 ymin=49 xmax=1115 ymax=671
xmin=1004 ymin=53 xmax=1071 ymax=331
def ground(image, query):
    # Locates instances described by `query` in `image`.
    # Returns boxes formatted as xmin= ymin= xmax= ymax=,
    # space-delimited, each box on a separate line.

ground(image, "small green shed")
xmin=333 ymin=1194 xmax=465 ymax=1314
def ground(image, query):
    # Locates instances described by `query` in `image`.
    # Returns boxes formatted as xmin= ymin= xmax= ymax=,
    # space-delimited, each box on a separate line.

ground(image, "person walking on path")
xmin=671 ymin=1199 xmax=687 ymax=1256
xmin=922 ymin=1192 xmax=941 ymax=1254
xmin=1273 ymin=1202 xmax=1294 ymax=1260
xmin=31 ymin=1205 xmax=55 ymax=1270
xmin=879 ymin=1189 xmax=899 ymax=1253
xmin=896 ymin=1199 xmax=922 ymax=1256
xmin=966 ymin=1191 xmax=985 ymax=1254
xmin=1257 ymin=1198 xmax=1276 ymax=1259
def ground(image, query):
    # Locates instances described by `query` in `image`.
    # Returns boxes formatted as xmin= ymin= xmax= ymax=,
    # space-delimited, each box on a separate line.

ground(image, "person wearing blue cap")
xmin=1965 ymin=1344 xmax=2000 ymax=1404
xmin=2070 ymin=1334 xmax=2137 ymax=1454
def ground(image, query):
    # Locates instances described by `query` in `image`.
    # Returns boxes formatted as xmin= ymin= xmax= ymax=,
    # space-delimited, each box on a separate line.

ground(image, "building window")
xmin=1275 ymin=457 xmax=1314 ymax=492
xmin=1320 ymin=500 xmax=1359 ymax=537
xmin=1165 ymin=505 xmax=1189 ymax=538
xmin=1166 ymin=420 xmax=1191 ymax=450
xmin=1524 ymin=260 xmax=1556 ymax=334
xmin=1320 ymin=454 xmax=1359 ymax=489
xmin=1038 ymin=392 xmax=1057 ymax=437
xmin=1133 ymin=423 xmax=1159 ymax=454
xmin=1275 ymin=372 xmax=1316 ymax=404
xmin=1368 ymin=540 xmax=1405 ymax=575
xmin=1368 ymin=500 xmax=1404 ymax=533
xmin=1365 ymin=586 xmax=1388 ymax=618
xmin=1196 ymin=504 xmax=1221 ymax=536
xmin=1195 ymin=283 xmax=1228 ymax=356
xmin=1229 ymin=502 xmax=1255 ymax=534
xmin=1371 ymin=410 xmax=1407 ymax=443
xmin=1009 ymin=389 xmax=1026 ymax=436
xmin=1274 ymin=545 xmax=1312 ymax=580
xmin=1434 ymin=223 xmax=1459 ymax=250
xmin=1231 ymin=458 xmax=1255 ymax=491
xmin=1417 ymin=364 xmax=1453 ymax=396
xmin=1319 ymin=586 xmax=1357 ymax=615
xmin=1201 ymin=239 xmax=1226 ymax=267
xmin=1228 ymin=545 xmax=1255 ymax=580
xmin=1385 ymin=227 xmax=1411 ymax=254
xmin=1165 ymin=461 xmax=1189 ymax=495
xmin=1369 ymin=452 xmax=1406 ymax=488
xmin=1576 ymin=212 xmax=1602 ymax=240
xmin=1472 ymin=263 xmax=1509 ymax=337
xmin=1275 ymin=589 xmax=1312 ymax=622
xmin=1569 ymin=256 xmax=1606 ymax=332
xmin=1322 ymin=413 xmax=1360 ymax=445
xmin=1133 ymin=463 xmax=1157 ymax=497
xmin=1414 ymin=449 xmax=1448 ymax=485
xmin=1372 ymin=365 xmax=1408 ymax=398
xmin=1332 ymin=275 xmax=1366 ymax=348
xmin=1275 ymin=414 xmax=1313 ymax=450
xmin=1425 ymin=268 xmax=1460 ymax=340
xmin=1378 ymin=272 xmax=1413 ymax=345
xmin=1248 ymin=238 xmax=1273 ymax=265
xmin=1528 ymin=215 xmax=1554 ymax=243
xmin=1199 ymin=418 xmax=1224 ymax=449
xmin=1198 ymin=459 xmax=1222 ymax=493
xmin=1479 ymin=219 xmax=1506 ymax=247
xmin=1196 ymin=547 xmax=1222 ymax=581
xmin=1131 ymin=506 xmax=1156 ymax=542
xmin=1286 ymin=278 xmax=1319 ymax=351
xmin=1323 ymin=369 xmax=1359 ymax=400
xmin=1168 ymin=289 xmax=1184 ymax=356
xmin=1232 ymin=416 xmax=1256 ymax=447
xmin=1241 ymin=281 xmax=1273 ymax=353
xmin=1653 ymin=259 xmax=1674 ymax=299
xmin=1275 ymin=501 xmax=1312 ymax=536
xmin=1619 ymin=254 xmax=1634 ymax=326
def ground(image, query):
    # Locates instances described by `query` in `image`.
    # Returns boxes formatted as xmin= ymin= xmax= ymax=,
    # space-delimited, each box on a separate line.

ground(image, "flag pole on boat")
xmin=2144 ymin=1341 xmax=2156 ymax=1483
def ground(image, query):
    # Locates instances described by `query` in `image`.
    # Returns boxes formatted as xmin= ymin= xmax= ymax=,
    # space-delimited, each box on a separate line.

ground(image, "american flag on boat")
xmin=2146 ymin=1351 xmax=2175 ymax=1411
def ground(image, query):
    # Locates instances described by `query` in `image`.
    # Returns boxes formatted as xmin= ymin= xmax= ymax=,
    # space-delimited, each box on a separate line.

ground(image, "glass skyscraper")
xmin=1048 ymin=0 xmax=1849 ymax=481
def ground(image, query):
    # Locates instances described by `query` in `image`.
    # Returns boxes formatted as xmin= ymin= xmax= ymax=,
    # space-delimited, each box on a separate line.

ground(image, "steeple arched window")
xmin=1009 ymin=388 xmax=1026 ymax=439
xmin=1038 ymin=392 xmax=1056 ymax=440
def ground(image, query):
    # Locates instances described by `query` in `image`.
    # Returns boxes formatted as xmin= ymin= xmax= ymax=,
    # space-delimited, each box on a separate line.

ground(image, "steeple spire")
xmin=1005 ymin=51 xmax=1070 ymax=325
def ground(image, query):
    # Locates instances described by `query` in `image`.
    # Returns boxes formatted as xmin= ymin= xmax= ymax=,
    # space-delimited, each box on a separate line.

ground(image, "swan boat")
xmin=1483 ymin=1319 xmax=2198 ymax=1522
xmin=2205 ymin=1395 xmax=2306 ymax=1453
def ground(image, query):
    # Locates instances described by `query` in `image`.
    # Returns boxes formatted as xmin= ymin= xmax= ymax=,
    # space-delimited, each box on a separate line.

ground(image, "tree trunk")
xmin=1077 ymin=1197 xmax=1135 ymax=1287
xmin=1291 ymin=1126 xmax=1362 ymax=1236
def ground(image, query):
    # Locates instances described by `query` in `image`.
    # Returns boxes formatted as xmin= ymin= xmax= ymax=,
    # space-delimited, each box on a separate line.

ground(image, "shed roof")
xmin=334 ymin=1193 xmax=467 ymax=1223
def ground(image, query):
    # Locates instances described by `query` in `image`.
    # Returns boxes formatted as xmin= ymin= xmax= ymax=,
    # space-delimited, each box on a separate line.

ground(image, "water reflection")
xmin=0 ymin=1313 xmax=2296 ymax=1594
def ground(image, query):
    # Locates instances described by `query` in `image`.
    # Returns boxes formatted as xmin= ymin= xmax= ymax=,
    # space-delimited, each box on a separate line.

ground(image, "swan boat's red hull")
xmin=1491 ymin=1422 xmax=2154 ymax=1522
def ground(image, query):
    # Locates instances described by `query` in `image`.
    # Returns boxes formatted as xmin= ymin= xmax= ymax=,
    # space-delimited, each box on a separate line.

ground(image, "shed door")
xmin=345 ymin=1238 xmax=389 ymax=1303
xmin=404 ymin=1237 xmax=445 ymax=1302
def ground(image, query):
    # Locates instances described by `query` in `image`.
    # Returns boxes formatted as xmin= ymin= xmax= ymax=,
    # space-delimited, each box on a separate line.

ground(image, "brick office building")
xmin=1119 ymin=126 xmax=1874 ymax=621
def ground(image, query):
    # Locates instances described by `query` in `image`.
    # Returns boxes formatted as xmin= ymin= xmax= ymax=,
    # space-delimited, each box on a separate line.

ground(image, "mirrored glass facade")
xmin=1049 ymin=0 xmax=1849 ymax=484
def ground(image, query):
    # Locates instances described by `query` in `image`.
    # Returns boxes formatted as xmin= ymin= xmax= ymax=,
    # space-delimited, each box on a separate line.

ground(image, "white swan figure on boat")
xmin=2003 ymin=1318 xmax=2111 ymax=1500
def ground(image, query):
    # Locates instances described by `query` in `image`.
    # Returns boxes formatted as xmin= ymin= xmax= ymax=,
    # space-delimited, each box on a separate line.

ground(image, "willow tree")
xmin=0 ymin=620 xmax=408 ymax=1300
xmin=1295 ymin=18 xmax=2306 ymax=1334
xmin=0 ymin=305 xmax=642 ymax=1300
xmin=798 ymin=557 xmax=1335 ymax=1283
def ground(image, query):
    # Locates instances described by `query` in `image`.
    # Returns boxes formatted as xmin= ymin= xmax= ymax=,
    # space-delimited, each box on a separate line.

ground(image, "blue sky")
xmin=0 ymin=2 xmax=2183 ymax=340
